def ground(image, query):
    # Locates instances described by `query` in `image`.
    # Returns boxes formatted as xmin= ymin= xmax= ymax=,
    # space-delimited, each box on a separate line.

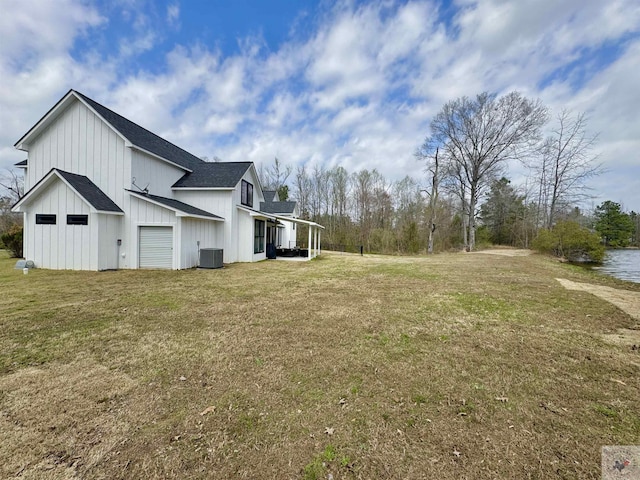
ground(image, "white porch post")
xmin=314 ymin=228 xmax=318 ymax=258
xmin=319 ymin=230 xmax=321 ymax=256
xmin=308 ymin=226 xmax=312 ymax=260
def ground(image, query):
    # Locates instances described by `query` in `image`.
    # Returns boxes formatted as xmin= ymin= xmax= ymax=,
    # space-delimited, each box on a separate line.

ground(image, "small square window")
xmin=36 ymin=214 xmax=56 ymax=225
xmin=67 ymin=215 xmax=88 ymax=225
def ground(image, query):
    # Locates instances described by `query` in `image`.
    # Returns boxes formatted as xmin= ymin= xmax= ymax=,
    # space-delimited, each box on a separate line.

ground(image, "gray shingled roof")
xmin=172 ymin=162 xmax=252 ymax=188
xmin=127 ymin=190 xmax=223 ymax=219
xmin=56 ymin=169 xmax=123 ymax=212
xmin=260 ymin=200 xmax=297 ymax=214
xmin=262 ymin=190 xmax=277 ymax=201
xmin=74 ymin=91 xmax=204 ymax=171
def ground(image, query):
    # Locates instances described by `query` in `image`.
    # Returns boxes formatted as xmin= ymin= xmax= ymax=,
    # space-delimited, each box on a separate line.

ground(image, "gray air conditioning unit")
xmin=199 ymin=248 xmax=223 ymax=269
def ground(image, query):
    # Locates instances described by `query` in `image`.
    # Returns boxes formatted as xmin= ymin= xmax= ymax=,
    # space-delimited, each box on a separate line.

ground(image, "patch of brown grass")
xmin=0 ymin=249 xmax=638 ymax=479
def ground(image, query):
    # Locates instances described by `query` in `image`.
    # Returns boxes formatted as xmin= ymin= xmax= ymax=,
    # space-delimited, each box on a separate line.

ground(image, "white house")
xmin=260 ymin=190 xmax=299 ymax=250
xmin=12 ymin=89 xmax=323 ymax=270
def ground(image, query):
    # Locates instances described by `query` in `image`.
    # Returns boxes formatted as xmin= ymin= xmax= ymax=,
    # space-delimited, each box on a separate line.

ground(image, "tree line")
xmin=259 ymin=91 xmax=638 ymax=257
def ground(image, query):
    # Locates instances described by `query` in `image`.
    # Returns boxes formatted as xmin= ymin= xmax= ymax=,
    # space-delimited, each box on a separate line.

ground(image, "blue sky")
xmin=1 ymin=0 xmax=639 ymax=211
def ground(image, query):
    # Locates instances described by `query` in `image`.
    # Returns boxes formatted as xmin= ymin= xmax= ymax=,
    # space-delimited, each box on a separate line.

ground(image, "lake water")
xmin=594 ymin=249 xmax=640 ymax=284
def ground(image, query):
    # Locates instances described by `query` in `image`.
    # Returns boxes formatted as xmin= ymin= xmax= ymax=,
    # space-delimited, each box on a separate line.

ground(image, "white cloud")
xmin=0 ymin=0 xmax=104 ymax=61
xmin=167 ymin=3 xmax=180 ymax=29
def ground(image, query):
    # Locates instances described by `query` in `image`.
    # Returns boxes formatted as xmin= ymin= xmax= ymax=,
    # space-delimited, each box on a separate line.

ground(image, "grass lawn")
xmin=0 ymin=249 xmax=638 ymax=479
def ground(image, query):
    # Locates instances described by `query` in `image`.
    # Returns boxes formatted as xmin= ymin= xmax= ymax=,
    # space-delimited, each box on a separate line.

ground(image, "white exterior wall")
xmin=131 ymin=150 xmax=186 ymax=197
xmin=24 ymin=179 xmax=96 ymax=270
xmin=179 ymin=218 xmax=222 ymax=268
xmin=237 ymin=210 xmax=256 ymax=262
xmin=173 ymin=189 xmax=235 ymax=262
xmin=24 ymin=99 xmax=130 ymax=209
xmin=125 ymin=196 xmax=177 ymax=269
xmin=280 ymin=218 xmax=297 ymax=249
xmin=235 ymin=167 xmax=266 ymax=262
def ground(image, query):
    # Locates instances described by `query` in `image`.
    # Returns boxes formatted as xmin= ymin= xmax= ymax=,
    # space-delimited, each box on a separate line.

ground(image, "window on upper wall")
xmin=254 ymin=219 xmax=265 ymax=253
xmin=67 ymin=214 xmax=89 ymax=225
xmin=241 ymin=180 xmax=253 ymax=208
xmin=36 ymin=214 xmax=56 ymax=225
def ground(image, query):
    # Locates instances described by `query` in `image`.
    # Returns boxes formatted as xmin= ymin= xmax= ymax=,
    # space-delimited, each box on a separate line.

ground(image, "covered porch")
xmin=272 ymin=215 xmax=324 ymax=261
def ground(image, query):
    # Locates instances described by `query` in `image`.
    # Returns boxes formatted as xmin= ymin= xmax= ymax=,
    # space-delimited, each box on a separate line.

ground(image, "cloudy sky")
xmin=1 ymin=0 xmax=639 ymax=211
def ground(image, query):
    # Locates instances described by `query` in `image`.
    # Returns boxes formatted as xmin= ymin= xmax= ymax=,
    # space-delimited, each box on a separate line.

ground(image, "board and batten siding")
xmin=236 ymin=210 xmax=266 ymax=263
xmin=24 ymin=179 xmax=97 ymax=270
xmin=236 ymin=210 xmax=253 ymax=262
xmin=131 ymin=150 xmax=186 ymax=198
xmin=235 ymin=168 xmax=265 ymax=263
xmin=173 ymin=190 xmax=235 ymax=262
xmin=25 ymin=99 xmax=130 ymax=208
xmin=179 ymin=218 xmax=222 ymax=268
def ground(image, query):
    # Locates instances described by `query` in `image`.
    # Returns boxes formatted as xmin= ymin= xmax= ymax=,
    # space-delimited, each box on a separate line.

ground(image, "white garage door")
xmin=139 ymin=226 xmax=173 ymax=269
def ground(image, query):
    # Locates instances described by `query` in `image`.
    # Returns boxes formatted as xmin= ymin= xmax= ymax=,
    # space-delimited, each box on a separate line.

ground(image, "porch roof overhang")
xmin=128 ymin=190 xmax=224 ymax=221
xmin=236 ymin=205 xmax=277 ymax=221
xmin=271 ymin=215 xmax=325 ymax=229
xmin=236 ymin=205 xmax=325 ymax=230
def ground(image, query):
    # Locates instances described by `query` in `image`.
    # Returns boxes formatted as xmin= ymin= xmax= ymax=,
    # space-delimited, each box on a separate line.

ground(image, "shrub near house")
xmin=0 ymin=225 xmax=23 ymax=258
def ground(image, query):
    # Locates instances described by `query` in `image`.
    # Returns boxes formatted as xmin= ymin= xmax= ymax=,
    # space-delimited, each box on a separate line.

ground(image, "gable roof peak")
xmin=15 ymin=89 xmax=205 ymax=172
xmin=72 ymin=90 xmax=204 ymax=171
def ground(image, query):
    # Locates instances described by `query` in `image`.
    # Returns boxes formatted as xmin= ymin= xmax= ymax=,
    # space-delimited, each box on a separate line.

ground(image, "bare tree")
xmin=425 ymin=148 xmax=439 ymax=254
xmin=260 ymin=157 xmax=292 ymax=197
xmin=371 ymin=170 xmax=392 ymax=230
xmin=440 ymin=158 xmax=470 ymax=248
xmin=0 ymin=168 xmax=25 ymax=235
xmin=529 ymin=110 xmax=602 ymax=228
xmin=328 ymin=166 xmax=349 ymax=240
xmin=392 ymin=175 xmax=427 ymax=252
xmin=416 ymin=145 xmax=441 ymax=253
xmin=329 ymin=166 xmax=349 ymax=218
xmin=427 ymin=91 xmax=548 ymax=250
xmin=293 ymin=164 xmax=311 ymax=218
xmin=352 ymin=169 xmax=374 ymax=245
xmin=0 ymin=168 xmax=24 ymax=202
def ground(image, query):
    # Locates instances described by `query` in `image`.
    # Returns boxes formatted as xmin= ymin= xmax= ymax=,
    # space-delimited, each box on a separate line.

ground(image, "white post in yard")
xmin=314 ymin=228 xmax=318 ymax=258
xmin=319 ymin=230 xmax=321 ymax=256
xmin=308 ymin=226 xmax=312 ymax=260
